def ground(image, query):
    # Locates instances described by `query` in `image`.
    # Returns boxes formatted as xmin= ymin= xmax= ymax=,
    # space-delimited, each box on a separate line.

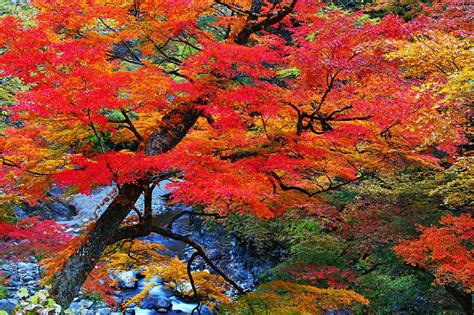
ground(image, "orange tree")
xmin=0 ymin=0 xmax=466 ymax=308
xmin=395 ymin=214 xmax=474 ymax=313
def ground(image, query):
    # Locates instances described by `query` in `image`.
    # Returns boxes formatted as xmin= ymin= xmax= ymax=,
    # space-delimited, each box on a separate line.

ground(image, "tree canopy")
xmin=0 ymin=0 xmax=472 ymax=313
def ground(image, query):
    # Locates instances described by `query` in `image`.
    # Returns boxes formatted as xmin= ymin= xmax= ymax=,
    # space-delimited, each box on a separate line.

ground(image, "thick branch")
xmin=150 ymin=225 xmax=245 ymax=294
xmin=145 ymin=103 xmax=203 ymax=155
xmin=167 ymin=210 xmax=227 ymax=231
xmin=269 ymin=171 xmax=363 ymax=197
xmin=235 ymin=0 xmax=298 ymax=44
xmin=120 ymin=110 xmax=144 ymax=142
xmin=187 ymin=251 xmax=200 ymax=300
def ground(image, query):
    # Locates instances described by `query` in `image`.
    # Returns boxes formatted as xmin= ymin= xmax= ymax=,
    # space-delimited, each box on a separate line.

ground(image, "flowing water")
xmin=63 ymin=183 xmax=215 ymax=314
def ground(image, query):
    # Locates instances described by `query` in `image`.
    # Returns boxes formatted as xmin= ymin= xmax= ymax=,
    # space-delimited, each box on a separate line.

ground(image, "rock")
xmin=237 ymin=270 xmax=251 ymax=280
xmin=48 ymin=201 xmax=77 ymax=220
xmin=0 ymin=299 xmax=16 ymax=313
xmin=18 ymin=199 xmax=76 ymax=221
xmin=207 ymin=249 xmax=222 ymax=261
xmin=149 ymin=285 xmax=172 ymax=298
xmin=96 ymin=307 xmax=112 ymax=315
xmin=124 ymin=308 xmax=136 ymax=315
xmin=17 ymin=262 xmax=31 ymax=270
xmin=81 ymin=300 xmax=94 ymax=309
xmin=117 ymin=271 xmax=138 ymax=289
xmin=153 ymin=296 xmax=172 ymax=312
xmin=141 ymin=296 xmax=172 ymax=312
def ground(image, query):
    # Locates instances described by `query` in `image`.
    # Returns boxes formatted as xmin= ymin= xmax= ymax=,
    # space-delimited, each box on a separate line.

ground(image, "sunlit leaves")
xmin=395 ymin=214 xmax=474 ymax=293
xmin=221 ymin=280 xmax=369 ymax=314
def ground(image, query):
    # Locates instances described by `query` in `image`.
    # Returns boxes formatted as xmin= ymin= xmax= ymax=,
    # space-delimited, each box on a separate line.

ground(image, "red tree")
xmin=0 ymin=0 xmax=466 ymax=307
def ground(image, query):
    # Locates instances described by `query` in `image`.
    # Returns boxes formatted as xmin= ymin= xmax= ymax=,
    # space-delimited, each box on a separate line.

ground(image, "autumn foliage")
xmin=220 ymin=280 xmax=369 ymax=314
xmin=0 ymin=0 xmax=472 ymax=313
xmin=395 ymin=214 xmax=474 ymax=293
xmin=0 ymin=217 xmax=71 ymax=259
xmin=0 ymin=0 xmax=467 ymax=217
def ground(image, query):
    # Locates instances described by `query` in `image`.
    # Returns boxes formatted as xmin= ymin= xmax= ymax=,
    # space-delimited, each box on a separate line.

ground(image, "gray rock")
xmin=48 ymin=201 xmax=77 ymax=220
xmin=117 ymin=271 xmax=138 ymax=289
xmin=149 ymin=285 xmax=172 ymax=298
xmin=18 ymin=199 xmax=76 ymax=221
xmin=141 ymin=296 xmax=172 ymax=312
xmin=237 ymin=270 xmax=250 ymax=280
xmin=124 ymin=309 xmax=135 ymax=315
xmin=207 ymin=249 xmax=222 ymax=261
xmin=96 ymin=307 xmax=112 ymax=315
xmin=81 ymin=300 xmax=94 ymax=309
xmin=17 ymin=262 xmax=31 ymax=270
xmin=0 ymin=298 xmax=16 ymax=314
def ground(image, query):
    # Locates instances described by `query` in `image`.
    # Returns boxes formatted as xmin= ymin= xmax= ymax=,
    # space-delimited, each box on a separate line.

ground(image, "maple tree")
xmin=220 ymin=280 xmax=369 ymax=314
xmin=0 ymin=216 xmax=72 ymax=259
xmin=0 ymin=0 xmax=471 ymax=312
xmin=395 ymin=214 xmax=474 ymax=313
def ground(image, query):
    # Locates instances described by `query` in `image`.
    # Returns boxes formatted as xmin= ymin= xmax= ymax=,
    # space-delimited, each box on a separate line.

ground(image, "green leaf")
xmin=37 ymin=290 xmax=49 ymax=301
xmin=17 ymin=288 xmax=29 ymax=299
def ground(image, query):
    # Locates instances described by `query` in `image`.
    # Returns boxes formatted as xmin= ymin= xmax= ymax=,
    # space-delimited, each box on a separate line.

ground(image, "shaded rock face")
xmin=117 ymin=271 xmax=139 ymax=290
xmin=141 ymin=296 xmax=172 ymax=312
xmin=180 ymin=217 xmax=280 ymax=291
xmin=16 ymin=199 xmax=77 ymax=221
xmin=4 ymin=186 xmax=282 ymax=314
xmin=1 ymin=262 xmax=41 ymax=298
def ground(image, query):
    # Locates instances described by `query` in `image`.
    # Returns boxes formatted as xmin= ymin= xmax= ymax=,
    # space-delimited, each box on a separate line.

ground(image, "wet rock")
xmin=149 ymin=285 xmax=172 ymax=298
xmin=19 ymin=199 xmax=76 ymax=221
xmin=0 ymin=298 xmax=16 ymax=313
xmin=141 ymin=296 xmax=172 ymax=312
xmin=82 ymin=300 xmax=94 ymax=309
xmin=96 ymin=307 xmax=112 ymax=315
xmin=117 ymin=271 xmax=139 ymax=289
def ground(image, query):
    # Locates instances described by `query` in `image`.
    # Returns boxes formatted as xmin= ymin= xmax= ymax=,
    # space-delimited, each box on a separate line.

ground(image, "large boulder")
xmin=141 ymin=296 xmax=172 ymax=313
xmin=18 ymin=199 xmax=76 ymax=221
xmin=149 ymin=285 xmax=172 ymax=298
xmin=117 ymin=271 xmax=139 ymax=290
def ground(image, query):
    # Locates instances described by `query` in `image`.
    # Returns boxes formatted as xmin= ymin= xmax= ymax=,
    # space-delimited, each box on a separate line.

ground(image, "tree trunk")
xmin=49 ymin=183 xmax=144 ymax=307
xmin=48 ymin=0 xmax=297 ymax=303
xmin=50 ymin=104 xmax=202 ymax=308
xmin=446 ymin=286 xmax=473 ymax=315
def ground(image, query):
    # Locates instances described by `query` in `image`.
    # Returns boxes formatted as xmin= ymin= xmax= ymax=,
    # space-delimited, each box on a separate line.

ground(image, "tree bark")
xmin=235 ymin=0 xmax=298 ymax=45
xmin=49 ymin=183 xmax=144 ymax=307
xmin=49 ymin=0 xmax=297 ymax=305
xmin=446 ymin=286 xmax=473 ymax=315
xmin=50 ymin=104 xmax=202 ymax=308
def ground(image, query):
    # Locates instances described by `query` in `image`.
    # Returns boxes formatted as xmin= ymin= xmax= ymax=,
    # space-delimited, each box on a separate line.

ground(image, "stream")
xmin=65 ymin=184 xmax=216 ymax=314
xmin=1 ymin=183 xmax=272 ymax=314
